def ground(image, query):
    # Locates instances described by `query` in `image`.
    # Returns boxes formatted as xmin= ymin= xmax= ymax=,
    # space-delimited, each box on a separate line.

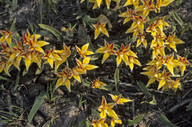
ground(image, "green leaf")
xmin=0 ymin=76 xmax=10 ymax=81
xmin=38 ymin=24 xmax=62 ymax=41
xmin=159 ymin=114 xmax=178 ymax=127
xmin=82 ymin=79 xmax=91 ymax=88
xmin=149 ymin=97 xmax=157 ymax=105
xmin=91 ymin=108 xmax=100 ymax=118
xmin=77 ymin=120 xmax=91 ymax=127
xmin=90 ymin=54 xmax=102 ymax=61
xmin=181 ymin=23 xmax=191 ymax=35
xmin=176 ymin=0 xmax=183 ymax=6
xmin=170 ymin=11 xmax=183 ymax=27
xmin=128 ymin=114 xmax=144 ymax=126
xmin=12 ymin=0 xmax=17 ymax=10
xmin=27 ymin=91 xmax=47 ymax=122
xmin=101 ymin=83 xmax=114 ymax=91
xmin=10 ymin=18 xmax=16 ymax=32
xmin=114 ymin=68 xmax=119 ymax=91
xmin=186 ymin=102 xmax=192 ymax=111
xmin=137 ymin=81 xmax=152 ymax=97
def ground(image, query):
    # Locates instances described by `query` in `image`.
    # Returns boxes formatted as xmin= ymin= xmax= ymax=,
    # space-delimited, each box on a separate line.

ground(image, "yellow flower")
xmin=56 ymin=67 xmax=73 ymax=91
xmin=0 ymin=29 xmax=13 ymax=47
xmin=176 ymin=55 xmax=190 ymax=76
xmin=141 ymin=65 xmax=159 ymax=86
xmin=75 ymin=43 xmax=94 ymax=58
xmin=92 ymin=118 xmax=108 ymax=127
xmin=154 ymin=17 xmax=170 ymax=32
xmin=165 ymin=34 xmax=184 ymax=52
xmin=7 ymin=42 xmax=24 ymax=70
xmin=156 ymin=0 xmax=174 ymax=13
xmin=126 ymin=16 xmax=148 ymax=34
xmin=43 ymin=48 xmax=62 ymax=68
xmin=152 ymin=44 xmax=165 ymax=59
xmin=76 ymin=57 xmax=98 ymax=74
xmin=92 ymin=77 xmax=107 ymax=89
xmin=109 ymin=94 xmax=132 ymax=105
xmin=72 ymin=66 xmax=85 ymax=83
xmin=29 ymin=36 xmax=49 ymax=53
xmin=115 ymin=44 xmax=130 ymax=67
xmin=98 ymin=96 xmax=119 ymax=119
xmin=151 ymin=32 xmax=166 ymax=47
xmin=95 ymin=40 xmax=115 ymax=64
xmin=89 ymin=0 xmax=102 ymax=9
xmin=23 ymin=29 xmax=41 ymax=45
xmin=135 ymin=0 xmax=156 ymax=17
xmin=111 ymin=117 xmax=122 ymax=127
xmin=123 ymin=0 xmax=139 ymax=7
xmin=128 ymin=56 xmax=141 ymax=72
xmin=136 ymin=33 xmax=147 ymax=48
xmin=119 ymin=8 xmax=134 ymax=24
xmin=157 ymin=70 xmax=171 ymax=90
xmin=55 ymin=43 xmax=71 ymax=70
xmin=163 ymin=53 xmax=177 ymax=76
xmin=22 ymin=51 xmax=42 ymax=71
xmin=93 ymin=21 xmax=109 ymax=40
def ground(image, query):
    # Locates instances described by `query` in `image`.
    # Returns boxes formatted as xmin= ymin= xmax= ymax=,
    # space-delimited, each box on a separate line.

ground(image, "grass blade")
xmin=128 ymin=114 xmax=144 ymax=126
xmin=159 ymin=114 xmax=178 ymax=127
xmin=114 ymin=68 xmax=119 ymax=91
xmin=38 ymin=24 xmax=62 ymax=41
xmin=137 ymin=81 xmax=152 ymax=97
xmin=27 ymin=91 xmax=47 ymax=122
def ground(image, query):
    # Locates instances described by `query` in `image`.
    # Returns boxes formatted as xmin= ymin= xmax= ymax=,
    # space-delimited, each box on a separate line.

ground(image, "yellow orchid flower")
xmin=156 ymin=0 xmax=174 ymax=13
xmin=163 ymin=54 xmax=178 ymax=76
xmin=157 ymin=70 xmax=171 ymax=90
xmin=176 ymin=55 xmax=190 ymax=76
xmin=135 ymin=0 xmax=157 ymax=17
xmin=55 ymin=43 xmax=71 ymax=71
xmin=146 ymin=23 xmax=162 ymax=37
xmin=136 ymin=33 xmax=147 ymax=48
xmin=152 ymin=44 xmax=165 ymax=59
xmin=126 ymin=16 xmax=148 ymax=34
xmin=92 ymin=77 xmax=107 ymax=89
xmin=128 ymin=56 xmax=141 ymax=72
xmin=93 ymin=21 xmax=109 ymax=40
xmin=0 ymin=29 xmax=13 ymax=47
xmin=151 ymin=32 xmax=166 ymax=47
xmin=154 ymin=17 xmax=170 ymax=32
xmin=92 ymin=118 xmax=108 ymax=127
xmin=43 ymin=48 xmax=62 ymax=68
xmin=22 ymin=51 xmax=42 ymax=71
xmin=7 ymin=42 xmax=24 ymax=70
xmin=111 ymin=117 xmax=122 ymax=127
xmin=75 ymin=43 xmax=94 ymax=58
xmin=165 ymin=34 xmax=184 ymax=52
xmin=123 ymin=0 xmax=139 ymax=7
xmin=119 ymin=8 xmax=134 ymax=24
xmin=72 ymin=66 xmax=85 ymax=83
xmin=76 ymin=57 xmax=98 ymax=73
xmin=56 ymin=67 xmax=73 ymax=91
xmin=29 ymin=36 xmax=49 ymax=53
xmin=98 ymin=96 xmax=119 ymax=119
xmin=95 ymin=40 xmax=115 ymax=64
xmin=109 ymin=94 xmax=132 ymax=105
xmin=23 ymin=29 xmax=41 ymax=45
xmin=147 ymin=56 xmax=164 ymax=69
xmin=0 ymin=57 xmax=12 ymax=76
xmin=115 ymin=44 xmax=130 ymax=67
xmin=141 ymin=65 xmax=159 ymax=86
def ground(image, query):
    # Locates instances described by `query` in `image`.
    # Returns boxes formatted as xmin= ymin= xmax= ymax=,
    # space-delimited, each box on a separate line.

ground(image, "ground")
xmin=0 ymin=0 xmax=192 ymax=127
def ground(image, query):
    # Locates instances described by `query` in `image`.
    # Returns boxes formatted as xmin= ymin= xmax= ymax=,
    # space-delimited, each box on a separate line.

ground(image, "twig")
xmin=168 ymin=98 xmax=192 ymax=112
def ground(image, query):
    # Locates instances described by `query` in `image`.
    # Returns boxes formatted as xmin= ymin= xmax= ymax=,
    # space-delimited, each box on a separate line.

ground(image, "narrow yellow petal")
xmin=96 ymin=47 xmax=106 ymax=53
xmin=128 ymin=62 xmax=134 ymax=72
xmin=47 ymin=58 xmax=54 ymax=68
xmin=101 ymin=28 xmax=109 ymax=37
xmin=84 ymin=51 xmax=94 ymax=55
xmin=102 ymin=53 xmax=110 ymax=64
xmin=82 ymin=43 xmax=89 ymax=52
xmin=116 ymin=56 xmax=122 ymax=67
xmin=158 ymin=79 xmax=166 ymax=90
xmin=37 ymin=41 xmax=49 ymax=47
xmin=85 ymin=64 xmax=98 ymax=70
xmin=35 ymin=47 xmax=45 ymax=53
xmin=73 ymin=75 xmax=81 ymax=82
xmin=83 ymin=57 xmax=90 ymax=64
xmin=65 ymin=79 xmax=71 ymax=92
xmin=25 ymin=58 xmax=31 ymax=71
xmin=56 ymin=78 xmax=64 ymax=88
xmin=94 ymin=29 xmax=100 ymax=39
xmin=107 ymin=109 xmax=119 ymax=120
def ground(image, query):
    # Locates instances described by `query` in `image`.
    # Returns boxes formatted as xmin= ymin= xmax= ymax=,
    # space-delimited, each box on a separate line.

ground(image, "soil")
xmin=0 ymin=0 xmax=192 ymax=127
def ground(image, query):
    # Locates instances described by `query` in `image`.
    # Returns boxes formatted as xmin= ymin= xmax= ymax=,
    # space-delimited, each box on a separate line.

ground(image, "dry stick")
xmin=169 ymin=98 xmax=192 ymax=112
